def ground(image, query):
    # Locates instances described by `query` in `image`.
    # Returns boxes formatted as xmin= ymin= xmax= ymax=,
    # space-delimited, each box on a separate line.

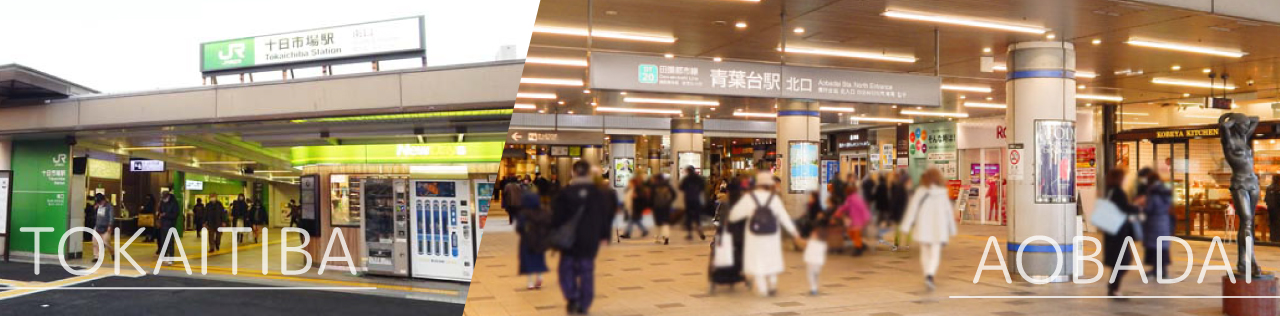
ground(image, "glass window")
xmin=330 ymin=174 xmax=362 ymax=227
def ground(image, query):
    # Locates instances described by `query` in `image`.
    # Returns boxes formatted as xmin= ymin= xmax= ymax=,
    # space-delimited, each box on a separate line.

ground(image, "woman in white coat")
xmin=899 ymin=168 xmax=957 ymax=290
xmin=728 ymin=172 xmax=803 ymax=297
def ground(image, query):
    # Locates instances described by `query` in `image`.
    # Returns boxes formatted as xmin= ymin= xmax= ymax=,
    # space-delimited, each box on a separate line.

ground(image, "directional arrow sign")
xmin=510 ymin=132 xmax=523 ymax=141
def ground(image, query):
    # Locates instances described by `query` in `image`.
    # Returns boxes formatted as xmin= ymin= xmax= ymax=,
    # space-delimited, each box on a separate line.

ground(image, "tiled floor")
xmin=465 ymin=220 xmax=1273 ymax=316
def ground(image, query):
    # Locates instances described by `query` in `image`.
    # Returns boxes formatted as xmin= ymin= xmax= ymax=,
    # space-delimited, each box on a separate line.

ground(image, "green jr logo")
xmin=202 ymin=38 xmax=255 ymax=71
xmin=638 ymin=64 xmax=657 ymax=84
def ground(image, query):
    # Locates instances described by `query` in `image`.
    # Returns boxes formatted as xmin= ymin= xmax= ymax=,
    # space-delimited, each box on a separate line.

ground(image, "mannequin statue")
xmin=1219 ymin=112 xmax=1264 ymax=276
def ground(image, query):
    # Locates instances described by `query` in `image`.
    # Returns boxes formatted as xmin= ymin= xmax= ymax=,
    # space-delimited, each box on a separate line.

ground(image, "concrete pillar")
xmin=1006 ymin=41 xmax=1078 ymax=283
xmin=556 ymin=156 xmax=572 ymax=186
xmin=670 ymin=118 xmax=704 ymax=182
xmin=608 ymin=136 xmax=636 ymax=190
xmin=776 ymin=102 xmax=821 ymax=218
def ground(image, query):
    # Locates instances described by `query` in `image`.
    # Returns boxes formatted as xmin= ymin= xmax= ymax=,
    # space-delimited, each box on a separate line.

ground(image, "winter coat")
xmin=899 ymin=185 xmax=957 ymax=244
xmin=1141 ymin=182 xmax=1174 ymax=248
xmin=1103 ymin=188 xmax=1140 ymax=266
xmin=837 ymin=192 xmax=872 ymax=229
xmin=727 ymin=190 xmax=799 ymax=276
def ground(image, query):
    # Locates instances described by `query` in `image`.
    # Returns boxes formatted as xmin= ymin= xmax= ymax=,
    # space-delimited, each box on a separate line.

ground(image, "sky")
xmin=0 ymin=0 xmax=539 ymax=93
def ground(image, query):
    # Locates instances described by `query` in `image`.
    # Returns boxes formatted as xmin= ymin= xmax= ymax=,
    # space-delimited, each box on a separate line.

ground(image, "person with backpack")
xmin=649 ymin=174 xmax=676 ymax=245
xmin=679 ymin=166 xmax=708 ymax=241
xmin=549 ymin=161 xmax=616 ymax=315
xmin=726 ymin=172 xmax=802 ymax=297
xmin=899 ymin=168 xmax=957 ymax=290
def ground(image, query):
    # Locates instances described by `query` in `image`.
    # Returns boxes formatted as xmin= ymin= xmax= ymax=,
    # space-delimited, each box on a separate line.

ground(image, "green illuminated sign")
xmin=200 ymin=16 xmax=424 ymax=74
xmin=290 ymin=142 xmax=504 ymax=166
xmin=202 ymin=38 xmax=256 ymax=72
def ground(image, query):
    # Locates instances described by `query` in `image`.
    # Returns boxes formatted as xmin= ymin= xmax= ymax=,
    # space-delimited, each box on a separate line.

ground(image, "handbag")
xmin=1090 ymin=189 xmax=1126 ymax=235
xmin=712 ymin=230 xmax=734 ymax=268
xmin=138 ymin=214 xmax=156 ymax=228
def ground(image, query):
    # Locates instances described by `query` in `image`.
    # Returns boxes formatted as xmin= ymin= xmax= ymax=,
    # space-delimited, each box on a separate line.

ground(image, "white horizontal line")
xmin=951 ymin=296 xmax=1278 ymax=299
xmin=3 ymin=287 xmax=378 ymax=291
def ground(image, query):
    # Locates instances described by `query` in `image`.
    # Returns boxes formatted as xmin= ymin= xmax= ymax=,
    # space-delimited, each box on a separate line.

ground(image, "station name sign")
xmin=589 ymin=52 xmax=942 ymax=106
xmin=1155 ymin=128 xmax=1219 ymax=139
xmin=201 ymin=16 xmax=425 ymax=75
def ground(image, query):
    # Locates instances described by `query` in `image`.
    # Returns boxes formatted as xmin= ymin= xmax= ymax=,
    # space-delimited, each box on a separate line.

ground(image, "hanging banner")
xmin=589 ymin=52 xmax=942 ymax=106
xmin=789 ymin=141 xmax=820 ymax=193
xmin=1034 ymin=120 xmax=1076 ymax=204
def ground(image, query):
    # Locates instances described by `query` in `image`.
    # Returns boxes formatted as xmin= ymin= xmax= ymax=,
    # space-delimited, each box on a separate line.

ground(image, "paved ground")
xmin=464 ymin=218 xmax=1272 ymax=316
xmin=0 ymin=273 xmax=464 ymax=315
xmin=0 ymin=228 xmax=470 ymax=312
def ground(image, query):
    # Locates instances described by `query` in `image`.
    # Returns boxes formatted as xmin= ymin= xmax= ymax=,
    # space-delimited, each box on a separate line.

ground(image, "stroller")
xmin=708 ymin=219 xmax=746 ymax=293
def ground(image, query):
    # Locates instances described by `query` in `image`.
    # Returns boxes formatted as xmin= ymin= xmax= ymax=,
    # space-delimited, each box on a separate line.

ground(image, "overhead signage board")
xmin=835 ymin=130 xmax=871 ymax=150
xmin=289 ymin=142 xmax=503 ymax=166
xmin=506 ymin=130 xmax=605 ymax=145
xmin=185 ymin=180 xmax=205 ymax=191
xmin=1154 ymin=128 xmax=1219 ymax=139
xmin=129 ymin=160 xmax=166 ymax=172
xmin=201 ymin=16 xmax=425 ymax=75
xmin=590 ymin=52 xmax=942 ymax=106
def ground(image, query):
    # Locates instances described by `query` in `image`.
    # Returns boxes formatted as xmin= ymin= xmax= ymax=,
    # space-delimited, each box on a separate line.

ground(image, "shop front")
xmin=955 ymin=118 xmax=1007 ymax=225
xmin=1115 ymin=123 xmax=1280 ymax=243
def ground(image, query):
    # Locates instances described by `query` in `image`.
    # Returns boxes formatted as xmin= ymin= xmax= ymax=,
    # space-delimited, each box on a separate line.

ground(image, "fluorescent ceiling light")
xmin=1186 ymin=114 xmax=1220 ymax=119
xmin=198 ymin=161 xmax=256 ymax=165
xmin=254 ymin=170 xmax=295 ymax=174
xmin=1118 ymin=112 xmax=1149 ymax=116
xmin=883 ymin=10 xmax=1048 ymax=34
xmin=963 ymin=102 xmax=1006 ymax=109
xmin=900 ymin=110 xmax=969 ymax=118
xmin=526 ymin=57 xmax=589 ymax=67
xmin=1077 ymin=94 xmax=1123 ymax=102
xmin=533 ymin=26 xmax=676 ymax=43
xmin=521 ymin=77 xmax=584 ymax=86
xmin=782 ymin=47 xmax=917 ymax=63
xmin=732 ymin=112 xmax=778 ymax=118
xmin=941 ymin=84 xmax=991 ymax=93
xmin=1152 ymin=78 xmax=1235 ymax=90
xmin=1126 ymin=39 xmax=1246 ymax=58
xmin=514 ymin=103 xmax=536 ymax=110
xmin=819 ymin=106 xmax=855 ymax=113
xmin=121 ymin=146 xmax=196 ymax=151
xmin=1121 ymin=121 xmax=1159 ymax=125
xmin=850 ymin=117 xmax=914 ymax=123
xmin=596 ymin=106 xmax=681 ymax=115
xmin=516 ymin=92 xmax=557 ymax=99
xmin=624 ymin=97 xmax=719 ymax=106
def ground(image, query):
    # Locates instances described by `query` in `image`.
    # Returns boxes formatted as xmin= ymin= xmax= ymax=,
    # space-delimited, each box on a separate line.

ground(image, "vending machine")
xmin=409 ymin=179 xmax=475 ymax=281
xmin=361 ymin=177 xmax=410 ymax=276
xmin=473 ymin=181 xmax=494 ymax=252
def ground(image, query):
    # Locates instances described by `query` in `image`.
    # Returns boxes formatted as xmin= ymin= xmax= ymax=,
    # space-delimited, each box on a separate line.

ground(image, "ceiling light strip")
xmin=963 ymin=102 xmax=1006 ymax=109
xmin=1127 ymin=39 xmax=1246 ymax=58
xmin=520 ymin=77 xmax=584 ymax=86
xmin=782 ymin=47 xmax=917 ymax=63
xmin=596 ymin=106 xmax=681 ymax=115
xmin=883 ymin=10 xmax=1048 ymax=34
xmin=900 ymin=110 xmax=969 ymax=118
xmin=850 ymin=117 xmax=914 ymax=123
xmin=941 ymin=84 xmax=992 ymax=93
xmin=516 ymin=92 xmax=557 ymax=99
xmin=1151 ymin=78 xmax=1235 ymax=90
xmin=514 ymin=103 xmax=537 ymax=110
xmin=732 ymin=112 xmax=778 ymax=118
xmin=533 ymin=26 xmax=676 ymax=43
xmin=525 ymin=57 xmax=589 ymax=67
xmin=624 ymin=97 xmax=719 ymax=106
xmin=1077 ymin=94 xmax=1124 ymax=102
xmin=818 ymin=106 xmax=855 ymax=113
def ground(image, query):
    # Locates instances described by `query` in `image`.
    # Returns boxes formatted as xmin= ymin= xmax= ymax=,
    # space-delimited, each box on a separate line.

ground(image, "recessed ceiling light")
xmin=982 ymin=47 xmax=992 ymax=53
xmin=567 ymin=110 xmax=574 ymax=114
xmin=557 ymin=101 xmax=565 ymax=105
xmin=1092 ymin=39 xmax=1102 ymax=45
xmin=1085 ymin=103 xmax=1093 ymax=107
xmin=793 ymin=27 xmax=805 ymax=34
xmin=1078 ymin=84 xmax=1086 ymax=89
xmin=713 ymin=57 xmax=723 ymax=62
xmin=734 ymin=22 xmax=747 ymax=28
xmin=532 ymin=26 xmax=676 ymax=43
xmin=1183 ymin=93 xmax=1191 ymax=97
xmin=1046 ymin=34 xmax=1056 ymax=40
xmin=1203 ymin=68 xmax=1212 ymax=73
xmin=882 ymin=10 xmax=1048 ymax=34
xmin=959 ymin=95 xmax=967 ymax=99
xmin=985 ymin=97 xmax=993 ymax=101
xmin=819 ymin=106 xmax=855 ymax=113
xmin=514 ymin=104 xmax=536 ymax=110
xmin=620 ymin=92 xmax=628 ymax=95
xmin=963 ymin=102 xmax=1006 ymax=109
xmin=782 ymin=47 xmax=917 ymax=63
xmin=1077 ymin=94 xmax=1124 ymax=101
xmin=1171 ymin=65 xmax=1181 ymax=71
xmin=848 ymin=116 xmax=914 ymax=123
xmin=664 ymin=53 xmax=675 ymax=58
xmin=582 ymin=89 xmax=591 ymax=94
xmin=1127 ymin=38 xmax=1246 ymax=58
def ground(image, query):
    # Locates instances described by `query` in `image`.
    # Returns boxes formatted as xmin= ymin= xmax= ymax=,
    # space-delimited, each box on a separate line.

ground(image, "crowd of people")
xmin=1100 ymin=167 xmax=1175 ymax=298
xmin=84 ymin=192 xmax=293 ymax=264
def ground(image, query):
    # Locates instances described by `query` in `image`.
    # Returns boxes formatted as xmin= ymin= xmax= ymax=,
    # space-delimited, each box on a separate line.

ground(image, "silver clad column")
xmin=777 ymin=101 xmax=821 ymax=218
xmin=670 ymin=118 xmax=704 ymax=180
xmin=1006 ymin=41 xmax=1078 ymax=283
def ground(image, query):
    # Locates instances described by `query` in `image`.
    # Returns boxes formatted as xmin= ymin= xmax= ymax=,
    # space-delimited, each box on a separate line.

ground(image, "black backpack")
xmin=748 ymin=193 xmax=778 ymax=234
xmin=548 ymin=186 xmax=595 ymax=250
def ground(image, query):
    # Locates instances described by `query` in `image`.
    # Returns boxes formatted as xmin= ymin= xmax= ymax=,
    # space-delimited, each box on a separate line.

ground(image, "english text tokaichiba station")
xmin=0 ymin=16 xmax=521 ymax=294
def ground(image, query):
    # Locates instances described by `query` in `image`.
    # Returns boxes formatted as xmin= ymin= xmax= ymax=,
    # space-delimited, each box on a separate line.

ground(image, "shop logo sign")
xmin=396 ymin=144 xmax=431 ymax=157
xmin=52 ymin=154 xmax=67 ymax=166
xmin=204 ymin=39 xmax=255 ymax=70
xmin=219 ymin=43 xmax=246 ymax=62
xmin=638 ymin=64 xmax=658 ymax=84
xmin=996 ymin=126 xmax=1007 ymax=139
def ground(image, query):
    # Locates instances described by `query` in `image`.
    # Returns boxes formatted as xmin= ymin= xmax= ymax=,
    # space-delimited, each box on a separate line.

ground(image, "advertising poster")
xmin=1035 ymin=120 xmax=1076 ymax=204
xmin=677 ymin=152 xmax=702 ymax=176
xmin=0 ymin=173 xmax=8 ymax=235
xmin=614 ymin=158 xmax=635 ymax=188
xmin=10 ymin=141 xmax=70 ymax=254
xmin=1076 ymin=145 xmax=1097 ymax=186
xmin=869 ymin=153 xmax=881 ymax=171
xmin=789 ymin=141 xmax=820 ymax=193
xmin=821 ymin=160 xmax=839 ymax=185
xmin=880 ymin=144 xmax=894 ymax=169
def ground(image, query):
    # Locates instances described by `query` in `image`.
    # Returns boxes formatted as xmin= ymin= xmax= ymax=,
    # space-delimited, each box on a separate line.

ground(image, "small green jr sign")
xmin=638 ymin=64 xmax=657 ymax=84
xmin=202 ymin=38 xmax=255 ymax=72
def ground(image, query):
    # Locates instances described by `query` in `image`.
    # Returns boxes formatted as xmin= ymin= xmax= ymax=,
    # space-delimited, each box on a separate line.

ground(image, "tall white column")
xmin=776 ymin=102 xmax=821 ymax=218
xmin=1006 ymin=41 xmax=1078 ymax=283
xmin=669 ymin=118 xmax=704 ymax=181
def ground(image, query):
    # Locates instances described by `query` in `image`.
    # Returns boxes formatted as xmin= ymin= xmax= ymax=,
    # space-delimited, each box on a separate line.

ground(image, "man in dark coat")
xmin=678 ymin=166 xmax=707 ymax=241
xmin=205 ymin=194 xmax=227 ymax=252
xmin=550 ymin=161 xmax=615 ymax=315
xmin=231 ymin=194 xmax=250 ymax=244
xmin=156 ymin=192 xmax=181 ymax=260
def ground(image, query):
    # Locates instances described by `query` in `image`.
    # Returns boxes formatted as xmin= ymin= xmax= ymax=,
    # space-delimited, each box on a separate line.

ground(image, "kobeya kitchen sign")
xmin=590 ymin=52 xmax=942 ymax=106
